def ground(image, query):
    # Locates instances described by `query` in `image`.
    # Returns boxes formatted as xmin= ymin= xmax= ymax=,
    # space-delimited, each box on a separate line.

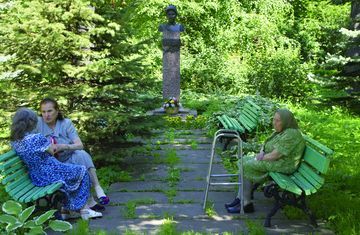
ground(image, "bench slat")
xmin=229 ymin=117 xmax=244 ymax=132
xmin=13 ymin=183 xmax=35 ymax=201
xmin=303 ymin=146 xmax=330 ymax=174
xmin=2 ymin=168 xmax=27 ymax=184
xmin=217 ymin=116 xmax=229 ymax=129
xmin=291 ymin=172 xmax=317 ymax=195
xmin=303 ymin=135 xmax=333 ymax=155
xmin=9 ymin=179 xmax=33 ymax=198
xmin=3 ymin=161 xmax=25 ymax=175
xmin=28 ymin=185 xmax=53 ymax=202
xmin=31 ymin=183 xmax=63 ymax=201
xmin=242 ymin=109 xmax=258 ymax=123
xmin=243 ymin=104 xmax=259 ymax=118
xmin=298 ymin=164 xmax=324 ymax=188
xmin=0 ymin=150 xmax=17 ymax=164
xmin=246 ymin=99 xmax=261 ymax=111
xmin=19 ymin=185 xmax=46 ymax=203
xmin=222 ymin=115 xmax=235 ymax=130
xmin=269 ymin=172 xmax=302 ymax=195
xmin=241 ymin=113 xmax=257 ymax=129
xmin=2 ymin=157 xmax=22 ymax=170
xmin=5 ymin=174 xmax=30 ymax=192
xmin=238 ymin=116 xmax=254 ymax=131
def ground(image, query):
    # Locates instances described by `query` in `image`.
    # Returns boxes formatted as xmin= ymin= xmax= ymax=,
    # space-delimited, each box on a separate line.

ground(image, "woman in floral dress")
xmin=225 ymin=109 xmax=306 ymax=213
xmin=10 ymin=108 xmax=102 ymax=220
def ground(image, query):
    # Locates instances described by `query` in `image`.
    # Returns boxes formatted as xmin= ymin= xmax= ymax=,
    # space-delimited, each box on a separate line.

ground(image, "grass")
xmin=165 ymin=149 xmax=180 ymax=166
xmin=190 ymin=140 xmax=198 ymax=150
xmin=245 ymin=220 xmax=266 ymax=235
xmin=123 ymin=201 xmax=137 ymax=219
xmin=204 ymin=201 xmax=217 ymax=217
xmin=166 ymin=167 xmax=181 ymax=187
xmin=164 ymin=188 xmax=177 ymax=203
xmin=165 ymin=128 xmax=176 ymax=143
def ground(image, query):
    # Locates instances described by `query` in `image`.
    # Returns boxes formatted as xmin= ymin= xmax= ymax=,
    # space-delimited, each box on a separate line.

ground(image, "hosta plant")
xmin=0 ymin=200 xmax=72 ymax=234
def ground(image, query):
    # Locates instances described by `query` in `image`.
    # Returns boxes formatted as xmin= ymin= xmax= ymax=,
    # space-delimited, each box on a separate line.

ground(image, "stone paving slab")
xmin=179 ymin=163 xmax=229 ymax=179
xmin=152 ymin=149 xmax=219 ymax=164
xmin=109 ymin=192 xmax=168 ymax=204
xmin=136 ymin=137 xmax=212 ymax=144
xmin=159 ymin=143 xmax=213 ymax=150
xmin=109 ymin=181 xmax=170 ymax=192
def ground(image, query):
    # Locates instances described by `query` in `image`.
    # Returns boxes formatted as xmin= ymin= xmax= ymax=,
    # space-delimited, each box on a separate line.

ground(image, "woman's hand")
xmin=46 ymin=143 xmax=57 ymax=156
xmin=256 ymin=151 xmax=265 ymax=161
xmin=53 ymin=144 xmax=69 ymax=153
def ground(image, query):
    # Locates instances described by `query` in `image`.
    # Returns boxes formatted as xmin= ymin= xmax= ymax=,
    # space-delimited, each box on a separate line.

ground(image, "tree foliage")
xmin=0 ymin=0 xmax=154 ymax=143
xmin=120 ymin=0 xmax=349 ymax=101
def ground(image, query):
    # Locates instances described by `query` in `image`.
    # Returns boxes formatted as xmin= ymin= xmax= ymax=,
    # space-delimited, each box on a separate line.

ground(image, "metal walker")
xmin=203 ymin=129 xmax=244 ymax=214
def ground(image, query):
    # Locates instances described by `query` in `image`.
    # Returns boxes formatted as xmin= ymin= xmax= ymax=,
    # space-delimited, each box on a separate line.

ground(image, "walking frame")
xmin=203 ymin=129 xmax=244 ymax=214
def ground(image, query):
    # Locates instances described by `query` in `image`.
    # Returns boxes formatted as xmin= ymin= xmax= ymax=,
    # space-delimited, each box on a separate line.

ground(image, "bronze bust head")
xmin=159 ymin=4 xmax=184 ymax=33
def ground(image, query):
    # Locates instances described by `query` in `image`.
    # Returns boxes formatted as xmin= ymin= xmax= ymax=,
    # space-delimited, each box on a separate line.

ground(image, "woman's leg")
xmin=88 ymin=168 xmax=106 ymax=198
xmin=67 ymin=150 xmax=109 ymax=203
xmin=236 ymin=179 xmax=252 ymax=205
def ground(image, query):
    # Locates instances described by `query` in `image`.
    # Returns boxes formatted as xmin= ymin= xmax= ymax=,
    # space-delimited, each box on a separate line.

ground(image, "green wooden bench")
xmin=217 ymin=99 xmax=262 ymax=149
xmin=262 ymin=135 xmax=333 ymax=227
xmin=0 ymin=150 xmax=63 ymax=208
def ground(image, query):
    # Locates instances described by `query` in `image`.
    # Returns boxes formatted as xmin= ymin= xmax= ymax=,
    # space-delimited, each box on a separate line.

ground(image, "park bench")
xmin=217 ymin=99 xmax=262 ymax=150
xmin=0 ymin=149 xmax=63 ymax=208
xmin=262 ymin=135 xmax=333 ymax=227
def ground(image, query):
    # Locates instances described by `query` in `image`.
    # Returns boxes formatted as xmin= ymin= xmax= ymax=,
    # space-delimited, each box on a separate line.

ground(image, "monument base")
xmin=147 ymin=107 xmax=197 ymax=118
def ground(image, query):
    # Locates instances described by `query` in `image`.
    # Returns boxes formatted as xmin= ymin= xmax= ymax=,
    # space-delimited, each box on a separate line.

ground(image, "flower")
xmin=163 ymin=97 xmax=180 ymax=109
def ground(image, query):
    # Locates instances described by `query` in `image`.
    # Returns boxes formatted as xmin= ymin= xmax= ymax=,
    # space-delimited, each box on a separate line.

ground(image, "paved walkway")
xmin=89 ymin=129 xmax=333 ymax=234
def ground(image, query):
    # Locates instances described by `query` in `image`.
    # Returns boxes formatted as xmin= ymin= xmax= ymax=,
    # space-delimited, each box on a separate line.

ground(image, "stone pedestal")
xmin=162 ymin=30 xmax=181 ymax=100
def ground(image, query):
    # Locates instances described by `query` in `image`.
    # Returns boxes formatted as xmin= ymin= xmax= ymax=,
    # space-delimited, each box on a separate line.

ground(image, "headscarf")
xmin=264 ymin=108 xmax=299 ymax=145
xmin=276 ymin=108 xmax=299 ymax=130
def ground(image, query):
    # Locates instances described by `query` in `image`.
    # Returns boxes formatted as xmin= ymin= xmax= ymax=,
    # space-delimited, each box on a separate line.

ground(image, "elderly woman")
xmin=10 ymin=108 xmax=102 ymax=220
xmin=226 ymin=109 xmax=306 ymax=213
xmin=35 ymin=98 xmax=109 ymax=212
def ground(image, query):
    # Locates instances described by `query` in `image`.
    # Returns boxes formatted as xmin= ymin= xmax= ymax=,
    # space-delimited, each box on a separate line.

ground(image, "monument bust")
xmin=159 ymin=4 xmax=184 ymax=33
xmin=159 ymin=5 xmax=184 ymax=53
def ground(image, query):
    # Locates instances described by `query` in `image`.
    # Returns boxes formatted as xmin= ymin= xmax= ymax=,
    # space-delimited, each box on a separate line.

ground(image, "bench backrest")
xmin=294 ymin=136 xmax=333 ymax=194
xmin=0 ymin=150 xmax=64 ymax=203
xmin=238 ymin=99 xmax=261 ymax=132
xmin=0 ymin=150 xmax=32 ymax=195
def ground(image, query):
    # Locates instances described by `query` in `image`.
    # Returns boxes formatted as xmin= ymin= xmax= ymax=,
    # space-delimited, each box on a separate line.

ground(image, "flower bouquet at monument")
xmin=163 ymin=97 xmax=180 ymax=114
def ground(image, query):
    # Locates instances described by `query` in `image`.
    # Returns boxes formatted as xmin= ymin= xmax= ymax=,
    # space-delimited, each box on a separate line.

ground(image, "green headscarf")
xmin=276 ymin=108 xmax=299 ymax=130
xmin=264 ymin=109 xmax=299 ymax=145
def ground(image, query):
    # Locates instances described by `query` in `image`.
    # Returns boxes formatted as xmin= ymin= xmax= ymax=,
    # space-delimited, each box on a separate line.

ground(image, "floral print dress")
xmin=11 ymin=133 xmax=90 ymax=211
xmin=241 ymin=128 xmax=306 ymax=183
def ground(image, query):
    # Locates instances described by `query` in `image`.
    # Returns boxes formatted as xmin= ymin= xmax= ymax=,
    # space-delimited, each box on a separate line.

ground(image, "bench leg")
xmin=264 ymin=200 xmax=282 ymax=227
xmin=299 ymin=196 xmax=318 ymax=227
xmin=222 ymin=137 xmax=233 ymax=151
xmin=250 ymin=183 xmax=260 ymax=200
xmin=263 ymin=183 xmax=282 ymax=227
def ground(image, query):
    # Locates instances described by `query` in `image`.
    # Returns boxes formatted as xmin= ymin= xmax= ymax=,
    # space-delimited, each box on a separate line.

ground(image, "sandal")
xmin=98 ymin=196 xmax=110 ymax=205
xmin=80 ymin=209 xmax=102 ymax=220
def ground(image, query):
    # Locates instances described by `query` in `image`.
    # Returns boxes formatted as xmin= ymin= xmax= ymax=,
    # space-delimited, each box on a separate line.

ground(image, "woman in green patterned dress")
xmin=226 ymin=109 xmax=305 ymax=213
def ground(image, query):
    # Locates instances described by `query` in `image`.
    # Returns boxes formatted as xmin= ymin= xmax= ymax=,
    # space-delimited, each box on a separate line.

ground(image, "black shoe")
xmin=227 ymin=203 xmax=255 ymax=213
xmin=90 ymin=204 xmax=105 ymax=212
xmin=225 ymin=197 xmax=240 ymax=209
